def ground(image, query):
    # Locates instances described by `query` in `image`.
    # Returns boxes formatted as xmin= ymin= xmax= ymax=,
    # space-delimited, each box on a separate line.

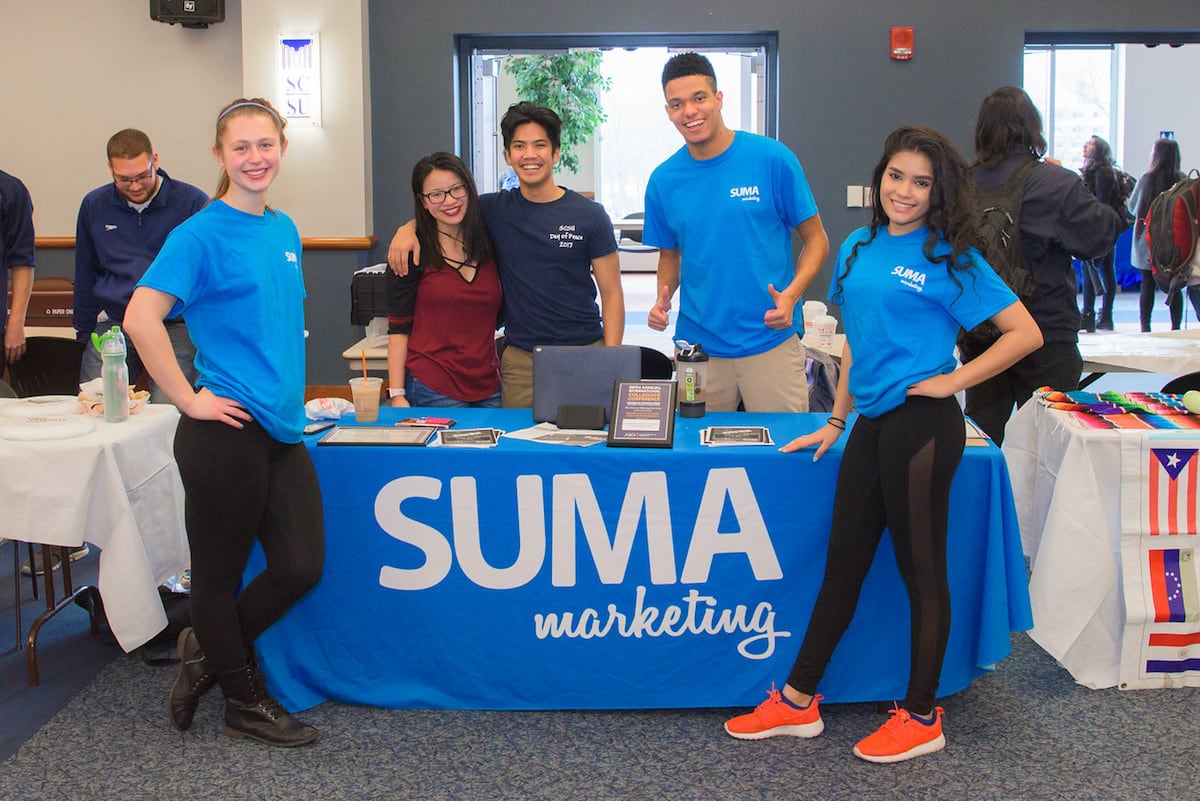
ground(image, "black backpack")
xmin=1146 ymin=171 xmax=1200 ymax=300
xmin=959 ymin=159 xmax=1038 ymax=355
xmin=1112 ymin=168 xmax=1137 ymax=230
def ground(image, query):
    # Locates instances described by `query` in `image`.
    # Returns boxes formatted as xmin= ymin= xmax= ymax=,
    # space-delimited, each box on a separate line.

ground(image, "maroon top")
xmin=386 ymin=258 xmax=502 ymax=402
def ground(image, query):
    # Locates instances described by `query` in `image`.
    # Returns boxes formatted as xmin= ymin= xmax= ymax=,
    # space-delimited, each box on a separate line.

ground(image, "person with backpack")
xmin=959 ymin=87 xmax=1122 ymax=444
xmin=1079 ymin=135 xmax=1129 ymax=332
xmin=1128 ymin=138 xmax=1186 ymax=331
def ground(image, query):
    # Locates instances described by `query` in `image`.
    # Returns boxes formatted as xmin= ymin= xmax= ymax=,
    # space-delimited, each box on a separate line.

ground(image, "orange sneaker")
xmin=724 ymin=686 xmax=824 ymax=740
xmin=852 ymin=704 xmax=946 ymax=763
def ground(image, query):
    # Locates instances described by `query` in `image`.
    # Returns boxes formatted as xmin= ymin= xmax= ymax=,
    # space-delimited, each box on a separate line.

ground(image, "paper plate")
xmin=0 ymin=395 xmax=81 ymax=418
xmin=0 ymin=414 xmax=96 ymax=441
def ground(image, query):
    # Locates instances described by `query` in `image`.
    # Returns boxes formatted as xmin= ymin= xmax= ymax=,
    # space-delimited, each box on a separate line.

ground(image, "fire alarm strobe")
xmin=891 ymin=27 xmax=914 ymax=61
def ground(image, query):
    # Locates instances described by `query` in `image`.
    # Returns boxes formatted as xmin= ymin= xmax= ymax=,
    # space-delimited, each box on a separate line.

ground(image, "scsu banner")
xmin=248 ymin=410 xmax=1031 ymax=712
xmin=1120 ymin=432 xmax=1200 ymax=689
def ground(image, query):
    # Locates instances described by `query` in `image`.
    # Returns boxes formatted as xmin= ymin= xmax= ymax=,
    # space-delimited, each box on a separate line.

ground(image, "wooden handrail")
xmin=35 ymin=235 xmax=378 ymax=251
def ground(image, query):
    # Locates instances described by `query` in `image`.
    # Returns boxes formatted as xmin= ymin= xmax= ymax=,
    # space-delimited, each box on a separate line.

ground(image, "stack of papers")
xmin=435 ymin=428 xmax=502 ymax=448
xmin=503 ymin=423 xmax=608 ymax=447
xmin=700 ymin=426 xmax=774 ymax=446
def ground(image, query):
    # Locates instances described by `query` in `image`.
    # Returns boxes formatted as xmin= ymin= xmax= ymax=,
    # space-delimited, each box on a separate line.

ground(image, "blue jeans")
xmin=405 ymin=374 xmax=501 ymax=408
xmin=80 ymin=317 xmax=198 ymax=405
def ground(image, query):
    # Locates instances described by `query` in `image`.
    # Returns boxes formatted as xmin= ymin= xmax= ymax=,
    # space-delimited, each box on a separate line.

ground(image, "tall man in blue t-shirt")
xmin=643 ymin=53 xmax=830 ymax=412
xmin=388 ymin=103 xmax=625 ymax=408
xmin=75 ymin=129 xmax=208 ymax=404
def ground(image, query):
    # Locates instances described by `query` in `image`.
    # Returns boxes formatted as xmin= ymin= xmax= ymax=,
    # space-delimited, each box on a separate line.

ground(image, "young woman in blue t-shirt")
xmin=723 ymin=125 xmax=1042 ymax=763
xmin=125 ymin=97 xmax=323 ymax=748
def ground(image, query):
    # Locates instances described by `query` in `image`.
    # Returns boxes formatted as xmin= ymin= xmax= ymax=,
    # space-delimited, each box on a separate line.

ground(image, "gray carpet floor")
xmin=1 ymin=629 xmax=1198 ymax=801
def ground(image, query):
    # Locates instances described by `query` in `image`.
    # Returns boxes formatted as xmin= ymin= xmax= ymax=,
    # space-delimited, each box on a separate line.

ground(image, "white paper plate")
xmin=0 ymin=414 xmax=95 ymax=441
xmin=0 ymin=395 xmax=81 ymax=418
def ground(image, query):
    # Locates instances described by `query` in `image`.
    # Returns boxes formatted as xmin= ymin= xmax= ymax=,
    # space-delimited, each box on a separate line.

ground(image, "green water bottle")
xmin=91 ymin=325 xmax=129 ymax=423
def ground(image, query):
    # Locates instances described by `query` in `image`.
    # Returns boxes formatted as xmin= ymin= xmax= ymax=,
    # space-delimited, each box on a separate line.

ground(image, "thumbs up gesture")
xmin=763 ymin=283 xmax=795 ymax=330
xmin=647 ymin=284 xmax=673 ymax=331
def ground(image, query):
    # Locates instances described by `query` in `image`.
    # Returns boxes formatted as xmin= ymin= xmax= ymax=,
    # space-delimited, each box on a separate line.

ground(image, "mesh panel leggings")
xmin=786 ymin=395 xmax=964 ymax=715
xmin=174 ymin=416 xmax=325 ymax=675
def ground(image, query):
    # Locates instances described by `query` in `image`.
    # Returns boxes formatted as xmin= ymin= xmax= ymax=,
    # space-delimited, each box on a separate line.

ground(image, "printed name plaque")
xmin=607 ymin=380 xmax=676 ymax=448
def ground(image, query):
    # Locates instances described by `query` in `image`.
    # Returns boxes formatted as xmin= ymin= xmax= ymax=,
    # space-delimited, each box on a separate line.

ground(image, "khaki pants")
xmin=706 ymin=335 xmax=809 ymax=412
xmin=501 ymin=339 xmax=608 ymax=408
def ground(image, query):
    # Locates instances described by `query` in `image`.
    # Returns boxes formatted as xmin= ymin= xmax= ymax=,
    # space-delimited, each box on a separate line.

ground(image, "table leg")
xmin=25 ymin=544 xmax=98 ymax=686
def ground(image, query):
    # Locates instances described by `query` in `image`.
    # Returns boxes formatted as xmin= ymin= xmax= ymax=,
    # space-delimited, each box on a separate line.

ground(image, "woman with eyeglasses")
xmin=386 ymin=152 xmax=503 ymax=407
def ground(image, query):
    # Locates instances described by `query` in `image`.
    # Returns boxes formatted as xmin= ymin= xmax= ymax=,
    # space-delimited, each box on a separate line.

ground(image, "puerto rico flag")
xmin=1148 ymin=447 xmax=1199 ymax=535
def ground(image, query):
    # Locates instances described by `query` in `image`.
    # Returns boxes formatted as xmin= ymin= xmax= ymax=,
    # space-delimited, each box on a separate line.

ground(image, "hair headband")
xmin=217 ymin=101 xmax=282 ymax=125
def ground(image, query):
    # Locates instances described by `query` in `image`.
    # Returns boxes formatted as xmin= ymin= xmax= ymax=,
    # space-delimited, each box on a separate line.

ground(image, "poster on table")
xmin=1119 ymin=433 xmax=1200 ymax=689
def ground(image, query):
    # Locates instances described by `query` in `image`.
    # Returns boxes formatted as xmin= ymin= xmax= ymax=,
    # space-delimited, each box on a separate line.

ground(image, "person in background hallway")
xmin=125 ymin=97 xmax=323 ymax=748
xmin=960 ymin=86 xmax=1121 ymax=444
xmin=1 ymin=169 xmax=34 ymax=381
xmin=75 ymin=128 xmax=207 ymax=403
xmin=723 ymin=125 xmax=1042 ymax=764
xmin=387 ymin=102 xmax=624 ymax=408
xmin=387 ymin=152 xmax=502 ymax=408
xmin=643 ymin=52 xmax=829 ymax=412
xmin=1128 ymin=137 xmax=1185 ymax=332
xmin=1078 ymin=135 xmax=1122 ymax=332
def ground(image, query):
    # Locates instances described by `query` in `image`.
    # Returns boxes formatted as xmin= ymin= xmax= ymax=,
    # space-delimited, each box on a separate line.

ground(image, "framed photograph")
xmin=607 ymin=380 xmax=676 ymax=448
xmin=317 ymin=425 xmax=435 ymax=446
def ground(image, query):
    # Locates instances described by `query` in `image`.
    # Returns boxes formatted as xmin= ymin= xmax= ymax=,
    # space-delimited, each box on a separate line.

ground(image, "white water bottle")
xmin=93 ymin=325 xmax=130 ymax=423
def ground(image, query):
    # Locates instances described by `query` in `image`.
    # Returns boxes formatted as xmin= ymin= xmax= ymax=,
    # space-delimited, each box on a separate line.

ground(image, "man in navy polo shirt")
xmin=1 ymin=168 xmax=35 ymax=379
xmin=74 ymin=129 xmax=208 ymax=403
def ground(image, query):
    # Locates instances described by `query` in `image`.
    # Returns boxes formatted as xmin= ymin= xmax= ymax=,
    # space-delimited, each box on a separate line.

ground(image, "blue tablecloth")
xmin=250 ymin=409 xmax=1031 ymax=712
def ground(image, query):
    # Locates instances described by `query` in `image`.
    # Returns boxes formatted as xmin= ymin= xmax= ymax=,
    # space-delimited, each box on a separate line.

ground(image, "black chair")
xmin=1162 ymin=371 xmax=1200 ymax=395
xmin=639 ymin=346 xmax=674 ymax=380
xmin=617 ymin=212 xmax=656 ymax=253
xmin=7 ymin=337 xmax=86 ymax=397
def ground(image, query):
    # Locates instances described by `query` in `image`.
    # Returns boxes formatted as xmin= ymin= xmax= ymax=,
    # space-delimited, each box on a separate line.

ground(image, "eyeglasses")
xmin=113 ymin=169 xmax=155 ymax=187
xmin=422 ymin=184 xmax=468 ymax=205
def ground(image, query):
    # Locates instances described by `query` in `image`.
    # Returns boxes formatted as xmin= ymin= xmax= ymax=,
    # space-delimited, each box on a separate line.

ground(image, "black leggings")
xmin=787 ymin=395 xmax=964 ymax=715
xmin=1138 ymin=268 xmax=1182 ymax=331
xmin=174 ymin=416 xmax=325 ymax=675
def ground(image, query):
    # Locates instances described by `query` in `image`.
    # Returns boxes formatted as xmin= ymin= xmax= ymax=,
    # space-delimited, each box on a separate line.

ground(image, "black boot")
xmin=218 ymin=662 xmax=318 ymax=747
xmin=168 ymin=627 xmax=216 ymax=731
xmin=1079 ymin=311 xmax=1096 ymax=333
xmin=1096 ymin=311 xmax=1114 ymax=331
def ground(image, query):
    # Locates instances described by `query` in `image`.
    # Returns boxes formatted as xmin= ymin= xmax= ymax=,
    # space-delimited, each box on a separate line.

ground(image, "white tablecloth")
xmin=1003 ymin=400 xmax=1131 ymax=688
xmin=1078 ymin=329 xmax=1200 ymax=376
xmin=0 ymin=403 xmax=188 ymax=651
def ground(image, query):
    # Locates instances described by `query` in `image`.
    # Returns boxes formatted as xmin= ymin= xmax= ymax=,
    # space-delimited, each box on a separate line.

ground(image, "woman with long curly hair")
xmin=722 ymin=125 xmax=1042 ymax=764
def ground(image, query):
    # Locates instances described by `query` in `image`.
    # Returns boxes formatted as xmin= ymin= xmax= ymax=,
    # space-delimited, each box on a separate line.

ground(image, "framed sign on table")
xmin=607 ymin=380 xmax=676 ymax=448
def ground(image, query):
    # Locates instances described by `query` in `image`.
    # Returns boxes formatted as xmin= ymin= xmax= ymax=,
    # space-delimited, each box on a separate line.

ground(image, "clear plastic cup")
xmin=349 ymin=376 xmax=383 ymax=423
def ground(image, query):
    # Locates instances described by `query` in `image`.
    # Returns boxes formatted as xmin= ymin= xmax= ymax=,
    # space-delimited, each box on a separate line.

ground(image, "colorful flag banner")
xmin=1120 ymin=433 xmax=1200 ymax=689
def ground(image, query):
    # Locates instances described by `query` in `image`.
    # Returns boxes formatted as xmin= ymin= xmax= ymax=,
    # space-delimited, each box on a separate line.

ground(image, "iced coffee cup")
xmin=349 ymin=376 xmax=383 ymax=423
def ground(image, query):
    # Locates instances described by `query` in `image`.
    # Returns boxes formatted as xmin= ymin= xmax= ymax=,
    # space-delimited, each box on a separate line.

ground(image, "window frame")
xmin=454 ymin=31 xmax=780 ymax=193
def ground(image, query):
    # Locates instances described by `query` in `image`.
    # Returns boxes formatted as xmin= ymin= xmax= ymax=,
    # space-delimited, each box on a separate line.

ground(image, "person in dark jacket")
xmin=1079 ymin=135 xmax=1121 ymax=332
xmin=0 ymin=169 xmax=34 ymax=377
xmin=962 ymin=87 xmax=1121 ymax=444
xmin=75 ymin=128 xmax=208 ymax=403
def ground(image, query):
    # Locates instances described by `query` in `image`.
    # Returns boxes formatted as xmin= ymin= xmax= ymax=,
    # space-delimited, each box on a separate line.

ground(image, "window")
xmin=457 ymin=33 xmax=777 ymax=219
xmin=1024 ymin=44 xmax=1118 ymax=171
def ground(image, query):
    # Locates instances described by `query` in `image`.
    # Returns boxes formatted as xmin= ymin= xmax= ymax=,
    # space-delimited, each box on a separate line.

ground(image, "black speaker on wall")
xmin=150 ymin=0 xmax=225 ymax=29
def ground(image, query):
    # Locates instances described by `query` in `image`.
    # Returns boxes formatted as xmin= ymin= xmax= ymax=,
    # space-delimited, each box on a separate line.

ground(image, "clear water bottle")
xmin=92 ymin=325 xmax=129 ymax=423
xmin=675 ymin=339 xmax=708 ymax=418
